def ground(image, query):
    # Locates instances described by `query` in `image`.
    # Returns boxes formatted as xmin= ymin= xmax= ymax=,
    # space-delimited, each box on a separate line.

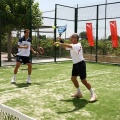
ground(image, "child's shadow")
xmin=57 ymin=98 xmax=89 ymax=114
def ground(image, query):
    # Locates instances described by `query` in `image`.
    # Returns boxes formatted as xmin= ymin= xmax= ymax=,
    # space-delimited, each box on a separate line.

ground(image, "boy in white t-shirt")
xmin=54 ymin=33 xmax=97 ymax=102
xmin=11 ymin=29 xmax=37 ymax=84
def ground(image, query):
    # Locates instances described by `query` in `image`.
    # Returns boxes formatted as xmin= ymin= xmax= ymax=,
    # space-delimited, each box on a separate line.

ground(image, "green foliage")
xmin=80 ymin=39 xmax=120 ymax=56
xmin=32 ymin=2 xmax=43 ymax=29
xmin=32 ymin=38 xmax=69 ymax=57
xmin=79 ymin=31 xmax=87 ymax=40
xmin=1 ymin=34 xmax=7 ymax=52
xmin=107 ymin=35 xmax=111 ymax=40
xmin=2 ymin=35 xmax=120 ymax=57
xmin=0 ymin=0 xmax=43 ymax=61
xmin=107 ymin=35 xmax=120 ymax=41
xmin=113 ymin=47 xmax=120 ymax=56
xmin=40 ymin=39 xmax=54 ymax=56
xmin=78 ymin=31 xmax=120 ymax=55
xmin=80 ymin=40 xmax=95 ymax=54
xmin=0 ymin=0 xmax=42 ymax=32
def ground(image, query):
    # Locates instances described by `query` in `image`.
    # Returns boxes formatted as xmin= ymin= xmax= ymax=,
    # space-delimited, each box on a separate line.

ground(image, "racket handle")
xmin=60 ymin=40 xmax=64 ymax=43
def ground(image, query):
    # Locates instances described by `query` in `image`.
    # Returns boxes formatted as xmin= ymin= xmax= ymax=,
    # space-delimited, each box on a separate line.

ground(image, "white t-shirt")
xmin=66 ymin=43 xmax=84 ymax=64
xmin=17 ymin=36 xmax=31 ymax=57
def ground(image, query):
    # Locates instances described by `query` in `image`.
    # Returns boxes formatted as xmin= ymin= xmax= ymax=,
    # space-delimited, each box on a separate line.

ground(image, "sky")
xmin=34 ymin=0 xmax=120 ymax=38
xmin=35 ymin=0 xmax=120 ymax=12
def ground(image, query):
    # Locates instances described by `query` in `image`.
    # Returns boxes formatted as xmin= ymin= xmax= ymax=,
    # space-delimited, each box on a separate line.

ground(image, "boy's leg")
xmin=26 ymin=63 xmax=32 ymax=84
xmin=11 ymin=62 xmax=21 ymax=83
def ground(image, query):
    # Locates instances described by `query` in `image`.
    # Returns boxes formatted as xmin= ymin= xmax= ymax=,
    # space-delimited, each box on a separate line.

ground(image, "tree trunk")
xmin=7 ymin=31 xmax=12 ymax=61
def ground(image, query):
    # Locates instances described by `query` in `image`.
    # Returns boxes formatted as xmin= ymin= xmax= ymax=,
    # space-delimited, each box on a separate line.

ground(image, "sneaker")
xmin=90 ymin=93 xmax=97 ymax=102
xmin=11 ymin=77 xmax=16 ymax=84
xmin=71 ymin=92 xmax=83 ymax=98
xmin=26 ymin=77 xmax=31 ymax=84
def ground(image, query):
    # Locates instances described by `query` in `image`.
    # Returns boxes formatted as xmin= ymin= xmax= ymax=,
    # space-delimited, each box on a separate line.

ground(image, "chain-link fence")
xmin=55 ymin=2 xmax=120 ymax=64
xmin=54 ymin=4 xmax=76 ymax=62
xmin=77 ymin=2 xmax=120 ymax=63
xmin=1 ymin=1 xmax=120 ymax=66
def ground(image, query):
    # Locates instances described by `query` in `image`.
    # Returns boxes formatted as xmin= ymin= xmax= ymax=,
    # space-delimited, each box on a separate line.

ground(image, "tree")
xmin=107 ymin=35 xmax=119 ymax=41
xmin=0 ymin=0 xmax=42 ymax=61
xmin=107 ymin=35 xmax=111 ymax=40
xmin=79 ymin=31 xmax=87 ymax=40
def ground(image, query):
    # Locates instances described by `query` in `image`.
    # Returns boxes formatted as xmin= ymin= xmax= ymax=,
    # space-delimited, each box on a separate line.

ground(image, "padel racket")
xmin=37 ymin=46 xmax=44 ymax=54
xmin=59 ymin=34 xmax=64 ymax=43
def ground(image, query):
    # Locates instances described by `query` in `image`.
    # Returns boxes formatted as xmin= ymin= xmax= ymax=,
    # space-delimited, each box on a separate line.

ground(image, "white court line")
xmin=0 ymin=71 xmax=112 ymax=94
xmin=88 ymin=71 xmax=112 ymax=77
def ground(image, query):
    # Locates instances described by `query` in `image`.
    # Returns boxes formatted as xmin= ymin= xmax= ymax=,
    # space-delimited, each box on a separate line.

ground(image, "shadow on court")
xmin=20 ymin=67 xmax=38 ymax=71
xmin=12 ymin=82 xmax=30 ymax=88
xmin=57 ymin=98 xmax=89 ymax=114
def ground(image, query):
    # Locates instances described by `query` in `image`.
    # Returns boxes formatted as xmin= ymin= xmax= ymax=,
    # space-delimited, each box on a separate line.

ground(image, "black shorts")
xmin=72 ymin=60 xmax=86 ymax=80
xmin=16 ymin=55 xmax=31 ymax=64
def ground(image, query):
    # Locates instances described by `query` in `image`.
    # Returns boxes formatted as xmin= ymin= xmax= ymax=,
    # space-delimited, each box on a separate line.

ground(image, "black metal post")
xmin=105 ymin=0 xmax=107 ymax=40
xmin=95 ymin=5 xmax=99 ymax=63
xmin=29 ymin=0 xmax=32 ymax=38
xmin=74 ymin=4 xmax=78 ymax=33
xmin=0 ymin=11 xmax=1 ymax=67
xmin=29 ymin=0 xmax=32 ymax=62
xmin=103 ymin=0 xmax=107 ymax=55
xmin=54 ymin=4 xmax=57 ymax=63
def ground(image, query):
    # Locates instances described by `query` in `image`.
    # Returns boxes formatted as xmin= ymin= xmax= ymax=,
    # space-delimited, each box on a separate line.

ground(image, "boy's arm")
xmin=30 ymin=47 xmax=38 ymax=54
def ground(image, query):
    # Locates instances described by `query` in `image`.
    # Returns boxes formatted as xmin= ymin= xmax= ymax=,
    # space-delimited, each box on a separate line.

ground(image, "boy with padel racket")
xmin=11 ymin=29 xmax=44 ymax=84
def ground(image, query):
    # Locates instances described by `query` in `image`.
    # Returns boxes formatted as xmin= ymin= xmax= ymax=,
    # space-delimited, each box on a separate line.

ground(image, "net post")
xmin=54 ymin=4 xmax=57 ymax=63
xmin=29 ymin=0 xmax=32 ymax=63
xmin=74 ymin=4 xmax=78 ymax=33
xmin=95 ymin=5 xmax=99 ymax=63
xmin=0 ymin=10 xmax=1 ymax=67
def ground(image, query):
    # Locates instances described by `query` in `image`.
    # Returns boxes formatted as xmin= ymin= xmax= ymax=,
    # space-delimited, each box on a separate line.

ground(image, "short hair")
xmin=24 ymin=29 xmax=30 ymax=33
xmin=71 ymin=33 xmax=79 ymax=41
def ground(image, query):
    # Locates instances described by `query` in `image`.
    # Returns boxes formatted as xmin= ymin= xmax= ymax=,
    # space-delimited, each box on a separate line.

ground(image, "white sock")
xmin=13 ymin=74 xmax=16 ymax=78
xmin=89 ymin=88 xmax=94 ymax=95
xmin=77 ymin=88 xmax=81 ymax=94
xmin=28 ymin=75 xmax=30 ymax=78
